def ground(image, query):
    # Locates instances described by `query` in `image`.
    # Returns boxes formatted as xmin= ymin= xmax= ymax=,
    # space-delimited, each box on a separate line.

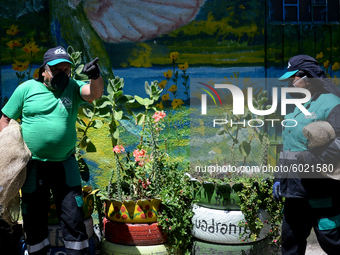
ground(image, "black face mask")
xmin=45 ymin=66 xmax=70 ymax=91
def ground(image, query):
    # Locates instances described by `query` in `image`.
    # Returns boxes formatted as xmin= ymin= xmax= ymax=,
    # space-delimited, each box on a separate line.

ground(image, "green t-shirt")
xmin=2 ymin=79 xmax=86 ymax=161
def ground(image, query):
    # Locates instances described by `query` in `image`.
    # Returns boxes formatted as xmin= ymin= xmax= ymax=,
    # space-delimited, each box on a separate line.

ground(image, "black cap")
xmin=279 ymin=55 xmax=321 ymax=80
xmin=37 ymin=46 xmax=73 ymax=81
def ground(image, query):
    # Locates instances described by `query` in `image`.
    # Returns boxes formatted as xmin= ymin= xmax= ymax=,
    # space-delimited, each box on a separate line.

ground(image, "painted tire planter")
xmin=49 ymin=217 xmax=94 ymax=247
xmin=192 ymin=238 xmax=271 ymax=255
xmin=191 ymin=204 xmax=269 ymax=244
xmin=103 ymin=217 xmax=167 ymax=246
xmin=48 ymin=186 xmax=96 ymax=225
xmin=105 ymin=199 xmax=161 ymax=223
xmin=19 ymin=235 xmax=96 ymax=255
xmin=190 ymin=177 xmax=263 ymax=211
xmin=101 ymin=239 xmax=169 ymax=255
xmin=193 ymin=181 xmax=243 ymax=210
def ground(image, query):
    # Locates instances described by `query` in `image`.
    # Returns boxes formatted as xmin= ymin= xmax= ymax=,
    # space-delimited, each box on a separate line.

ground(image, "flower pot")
xmin=193 ymin=181 xmax=243 ymax=210
xmin=103 ymin=218 xmax=167 ymax=246
xmin=191 ymin=204 xmax=269 ymax=244
xmin=105 ymin=198 xmax=161 ymax=223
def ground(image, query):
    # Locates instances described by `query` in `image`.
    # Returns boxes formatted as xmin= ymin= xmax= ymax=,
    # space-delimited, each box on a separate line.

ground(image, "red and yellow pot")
xmin=105 ymin=198 xmax=161 ymax=223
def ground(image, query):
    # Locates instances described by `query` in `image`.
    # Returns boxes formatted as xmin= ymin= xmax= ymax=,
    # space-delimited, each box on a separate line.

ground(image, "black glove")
xmin=272 ymin=181 xmax=282 ymax=204
xmin=82 ymin=57 xmax=100 ymax=80
xmin=296 ymin=151 xmax=316 ymax=165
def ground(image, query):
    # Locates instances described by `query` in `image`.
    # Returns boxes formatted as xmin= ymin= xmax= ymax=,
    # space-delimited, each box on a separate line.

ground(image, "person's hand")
xmin=82 ymin=57 xmax=100 ymax=80
xmin=273 ymin=181 xmax=281 ymax=204
xmin=296 ymin=151 xmax=315 ymax=165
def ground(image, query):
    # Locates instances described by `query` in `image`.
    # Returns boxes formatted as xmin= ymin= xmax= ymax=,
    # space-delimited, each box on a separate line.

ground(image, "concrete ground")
xmin=305 ymin=229 xmax=327 ymax=255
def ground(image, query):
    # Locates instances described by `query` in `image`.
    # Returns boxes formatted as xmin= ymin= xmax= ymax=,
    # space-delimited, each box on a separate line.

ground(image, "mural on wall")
xmin=1 ymin=0 xmax=340 ymax=189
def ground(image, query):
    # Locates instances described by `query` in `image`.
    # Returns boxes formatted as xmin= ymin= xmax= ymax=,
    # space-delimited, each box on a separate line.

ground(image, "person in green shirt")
xmin=0 ymin=46 xmax=104 ymax=255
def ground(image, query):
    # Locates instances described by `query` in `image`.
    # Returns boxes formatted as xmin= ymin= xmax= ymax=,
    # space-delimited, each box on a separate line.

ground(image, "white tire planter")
xmin=101 ymin=239 xmax=169 ymax=255
xmin=192 ymin=204 xmax=269 ymax=244
xmin=49 ymin=217 xmax=94 ymax=247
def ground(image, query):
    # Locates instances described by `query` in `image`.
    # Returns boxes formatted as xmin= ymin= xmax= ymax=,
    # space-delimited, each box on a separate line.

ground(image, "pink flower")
xmin=133 ymin=149 xmax=146 ymax=162
xmin=169 ymin=227 xmax=171 ymax=230
xmin=245 ymin=222 xmax=247 ymax=225
xmin=181 ymin=191 xmax=183 ymax=193
xmin=152 ymin=111 xmax=166 ymax=122
xmin=274 ymin=239 xmax=277 ymax=243
xmin=166 ymin=218 xmax=169 ymax=221
xmin=113 ymin=145 xmax=125 ymax=153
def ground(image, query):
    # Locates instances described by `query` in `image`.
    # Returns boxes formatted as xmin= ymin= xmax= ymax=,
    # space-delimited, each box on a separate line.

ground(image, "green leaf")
xmin=77 ymin=127 xmax=85 ymax=133
xmin=252 ymin=98 xmax=259 ymax=109
xmin=86 ymin=141 xmax=97 ymax=152
xmin=74 ymin=73 xmax=89 ymax=81
xmin=145 ymin=81 xmax=151 ymax=95
xmin=107 ymin=79 xmax=115 ymax=94
xmin=114 ymin=110 xmax=123 ymax=120
xmin=97 ymin=107 xmax=111 ymax=118
xmin=75 ymin=65 xmax=84 ymax=74
xmin=91 ymin=119 xmax=103 ymax=129
xmin=114 ymin=91 xmax=123 ymax=99
xmin=116 ymin=95 xmax=135 ymax=104
xmin=135 ymin=95 xmax=145 ymax=105
xmin=95 ymin=96 xmax=111 ymax=108
xmin=80 ymin=136 xmax=88 ymax=148
xmin=77 ymin=118 xmax=86 ymax=127
xmin=113 ymin=128 xmax=120 ymax=139
xmin=144 ymin=98 xmax=154 ymax=106
xmin=239 ymin=141 xmax=251 ymax=157
xmin=83 ymin=108 xmax=94 ymax=118
xmin=216 ymin=128 xmax=226 ymax=135
xmin=135 ymin=113 xmax=145 ymax=126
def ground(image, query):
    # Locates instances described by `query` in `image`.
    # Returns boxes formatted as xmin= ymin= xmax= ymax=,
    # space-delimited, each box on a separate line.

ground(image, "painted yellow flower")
xmin=227 ymin=7 xmax=234 ymax=11
xmin=332 ymin=62 xmax=340 ymax=72
xmin=178 ymin=62 xmax=189 ymax=70
xmin=168 ymin=85 xmax=177 ymax=92
xmin=316 ymin=52 xmax=324 ymax=59
xmin=171 ymin=99 xmax=184 ymax=109
xmin=7 ymin=24 xmax=19 ymax=36
xmin=170 ymin=52 xmax=179 ymax=61
xmin=6 ymin=40 xmax=21 ymax=49
xmin=12 ymin=60 xmax=29 ymax=72
xmin=239 ymin=4 xmax=245 ymax=9
xmin=163 ymin=70 xmax=172 ymax=78
xmin=155 ymin=101 xmax=164 ymax=110
xmin=158 ymin=80 xmax=167 ymax=89
xmin=324 ymin=60 xmax=330 ymax=69
xmin=33 ymin=68 xmax=40 ymax=79
xmin=23 ymin=41 xmax=40 ymax=55
xmin=162 ymin=93 xmax=170 ymax=101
